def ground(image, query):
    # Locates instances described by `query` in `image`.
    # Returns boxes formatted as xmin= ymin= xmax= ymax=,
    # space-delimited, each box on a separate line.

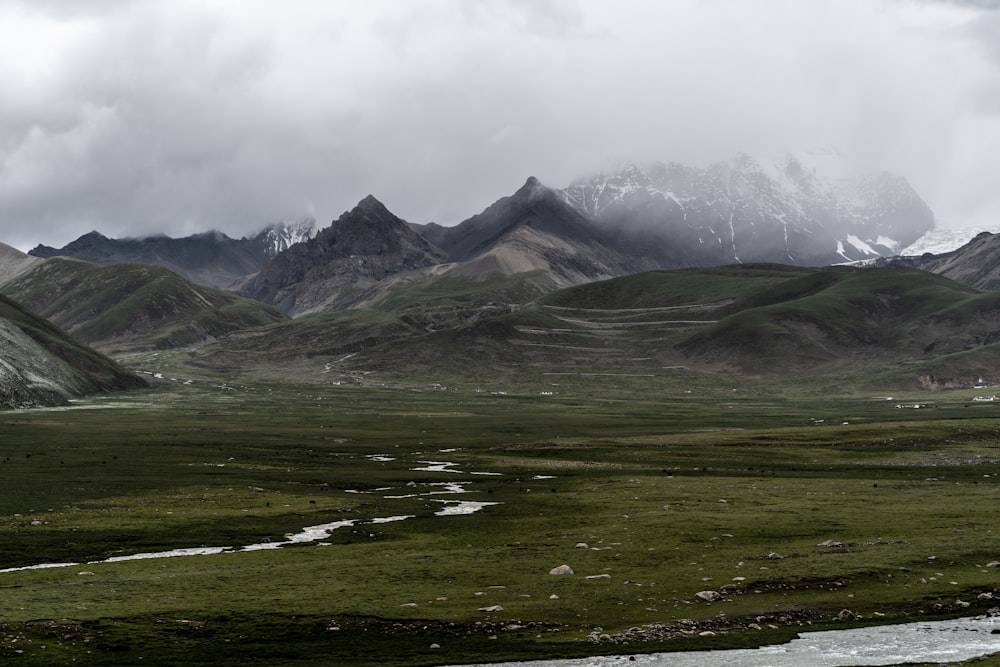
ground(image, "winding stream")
xmin=0 ymin=454 xmax=497 ymax=574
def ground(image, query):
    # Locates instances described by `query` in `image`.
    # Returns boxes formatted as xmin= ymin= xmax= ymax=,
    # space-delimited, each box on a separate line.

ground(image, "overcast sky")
xmin=1 ymin=0 xmax=1000 ymax=251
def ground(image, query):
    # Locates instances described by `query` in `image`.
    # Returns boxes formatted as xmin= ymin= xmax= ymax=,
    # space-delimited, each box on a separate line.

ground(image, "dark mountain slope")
xmin=0 ymin=258 xmax=288 ymax=353
xmin=0 ymin=293 xmax=146 ymax=408
xmin=426 ymin=177 xmax=644 ymax=286
xmin=238 ymin=196 xmax=446 ymax=316
xmin=28 ymin=221 xmax=315 ymax=290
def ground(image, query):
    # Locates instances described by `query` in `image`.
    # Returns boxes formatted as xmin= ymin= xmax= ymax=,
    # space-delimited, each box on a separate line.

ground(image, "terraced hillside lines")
xmin=510 ymin=300 xmax=723 ymax=376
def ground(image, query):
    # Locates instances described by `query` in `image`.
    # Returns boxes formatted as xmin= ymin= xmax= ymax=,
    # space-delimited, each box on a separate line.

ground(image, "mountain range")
xmin=29 ymin=220 xmax=315 ymax=290
xmin=28 ymin=153 xmax=933 ymax=318
xmin=6 ymin=152 xmax=1000 ymax=402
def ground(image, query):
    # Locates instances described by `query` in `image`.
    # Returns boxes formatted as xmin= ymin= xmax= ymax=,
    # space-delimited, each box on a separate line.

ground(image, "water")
xmin=451 ymin=615 xmax=1000 ymax=667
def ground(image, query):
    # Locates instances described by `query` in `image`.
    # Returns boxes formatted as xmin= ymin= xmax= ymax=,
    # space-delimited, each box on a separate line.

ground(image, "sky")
xmin=2 ymin=0 xmax=1000 ymax=252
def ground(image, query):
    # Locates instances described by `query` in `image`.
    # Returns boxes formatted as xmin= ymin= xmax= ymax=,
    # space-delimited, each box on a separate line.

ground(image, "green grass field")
xmin=2 ymin=374 xmax=1000 ymax=666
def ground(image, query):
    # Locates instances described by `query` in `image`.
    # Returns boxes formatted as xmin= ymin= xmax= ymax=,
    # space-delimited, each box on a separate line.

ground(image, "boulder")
xmin=696 ymin=590 xmax=722 ymax=602
xmin=549 ymin=564 xmax=574 ymax=575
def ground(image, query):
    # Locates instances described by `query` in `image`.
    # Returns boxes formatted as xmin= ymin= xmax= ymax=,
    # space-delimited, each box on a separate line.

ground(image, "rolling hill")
xmin=180 ymin=264 xmax=1000 ymax=390
xmin=0 ymin=258 xmax=288 ymax=354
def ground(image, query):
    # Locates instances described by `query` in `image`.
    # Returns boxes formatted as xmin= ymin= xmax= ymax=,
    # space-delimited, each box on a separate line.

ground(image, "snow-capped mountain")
xmin=252 ymin=218 xmax=317 ymax=257
xmin=563 ymin=151 xmax=934 ymax=267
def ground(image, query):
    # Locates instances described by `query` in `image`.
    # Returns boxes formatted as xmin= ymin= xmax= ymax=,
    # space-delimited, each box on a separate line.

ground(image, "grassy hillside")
xmin=537 ymin=264 xmax=811 ymax=310
xmin=145 ymin=263 xmax=1000 ymax=394
xmin=679 ymin=266 xmax=989 ymax=378
xmin=0 ymin=258 xmax=288 ymax=352
xmin=0 ymin=293 xmax=146 ymax=407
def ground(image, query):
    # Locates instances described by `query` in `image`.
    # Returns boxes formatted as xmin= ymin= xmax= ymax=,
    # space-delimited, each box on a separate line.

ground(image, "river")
xmin=450 ymin=615 xmax=1000 ymax=667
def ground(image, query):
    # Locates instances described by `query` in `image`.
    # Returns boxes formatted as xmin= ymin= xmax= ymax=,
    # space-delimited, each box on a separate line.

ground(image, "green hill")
xmin=1 ymin=258 xmax=289 ymax=353
xmin=167 ymin=264 xmax=1000 ymax=391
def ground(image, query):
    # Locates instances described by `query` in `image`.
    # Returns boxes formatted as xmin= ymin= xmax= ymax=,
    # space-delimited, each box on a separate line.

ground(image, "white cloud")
xmin=0 ymin=0 xmax=999 ymax=250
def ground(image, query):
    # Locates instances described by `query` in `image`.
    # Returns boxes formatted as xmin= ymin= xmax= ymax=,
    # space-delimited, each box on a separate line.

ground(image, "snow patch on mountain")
xmin=903 ymin=224 xmax=1000 ymax=256
xmin=251 ymin=218 xmax=317 ymax=257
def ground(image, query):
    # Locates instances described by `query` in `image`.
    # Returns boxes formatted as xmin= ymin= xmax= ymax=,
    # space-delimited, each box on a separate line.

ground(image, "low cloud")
xmin=1 ymin=0 xmax=999 ymax=251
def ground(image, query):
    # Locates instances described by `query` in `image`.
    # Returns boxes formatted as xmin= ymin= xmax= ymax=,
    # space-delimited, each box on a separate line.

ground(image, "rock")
xmin=767 ymin=552 xmax=784 ymax=560
xmin=956 ymin=600 xmax=971 ymax=608
xmin=430 ymin=643 xmax=441 ymax=649
xmin=835 ymin=609 xmax=858 ymax=621
xmin=549 ymin=594 xmax=560 ymax=599
xmin=699 ymin=630 xmax=716 ymax=637
xmin=696 ymin=590 xmax=722 ymax=602
xmin=478 ymin=605 xmax=504 ymax=612
xmin=77 ymin=571 xmax=95 ymax=576
xmin=585 ymin=574 xmax=612 ymax=580
xmin=979 ymin=592 xmax=995 ymax=601
xmin=987 ymin=561 xmax=1000 ymax=568
xmin=817 ymin=540 xmax=843 ymax=547
xmin=549 ymin=564 xmax=574 ymax=575
xmin=575 ymin=542 xmax=589 ymax=549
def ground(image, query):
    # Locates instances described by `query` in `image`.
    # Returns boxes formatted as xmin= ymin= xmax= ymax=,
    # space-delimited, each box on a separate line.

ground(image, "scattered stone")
xmin=401 ymin=603 xmax=418 ymax=607
xmin=956 ymin=600 xmax=971 ymax=608
xmin=696 ymin=590 xmax=722 ymax=602
xmin=549 ymin=564 xmax=574 ymax=575
xmin=77 ymin=571 xmax=95 ymax=576
xmin=767 ymin=552 xmax=784 ymax=560
xmin=817 ymin=540 xmax=843 ymax=547
xmin=575 ymin=542 xmax=589 ymax=549
xmin=586 ymin=574 xmax=612 ymax=580
xmin=987 ymin=561 xmax=1000 ymax=568
xmin=979 ymin=592 xmax=995 ymax=601
xmin=835 ymin=609 xmax=858 ymax=621
xmin=479 ymin=605 xmax=504 ymax=612
xmin=549 ymin=594 xmax=559 ymax=600
xmin=699 ymin=630 xmax=716 ymax=637
xmin=430 ymin=643 xmax=441 ymax=649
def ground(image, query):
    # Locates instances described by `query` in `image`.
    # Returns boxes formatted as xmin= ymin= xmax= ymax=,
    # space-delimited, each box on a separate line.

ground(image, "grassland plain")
xmin=2 ymin=375 xmax=1000 ymax=666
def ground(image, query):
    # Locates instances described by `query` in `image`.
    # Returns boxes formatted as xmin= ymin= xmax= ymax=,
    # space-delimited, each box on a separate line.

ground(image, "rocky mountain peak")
xmin=355 ymin=194 xmax=390 ymax=215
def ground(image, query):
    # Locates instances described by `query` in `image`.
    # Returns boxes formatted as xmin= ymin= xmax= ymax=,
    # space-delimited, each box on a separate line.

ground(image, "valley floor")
xmin=2 ymin=372 xmax=1000 ymax=666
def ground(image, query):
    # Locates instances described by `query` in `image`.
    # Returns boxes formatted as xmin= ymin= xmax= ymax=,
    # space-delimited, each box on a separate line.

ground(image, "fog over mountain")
xmin=2 ymin=1 xmax=1000 ymax=251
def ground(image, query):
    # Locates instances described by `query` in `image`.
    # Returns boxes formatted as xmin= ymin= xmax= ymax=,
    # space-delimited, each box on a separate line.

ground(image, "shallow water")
xmin=0 ymin=454 xmax=510 ymax=574
xmin=451 ymin=616 xmax=1000 ymax=667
